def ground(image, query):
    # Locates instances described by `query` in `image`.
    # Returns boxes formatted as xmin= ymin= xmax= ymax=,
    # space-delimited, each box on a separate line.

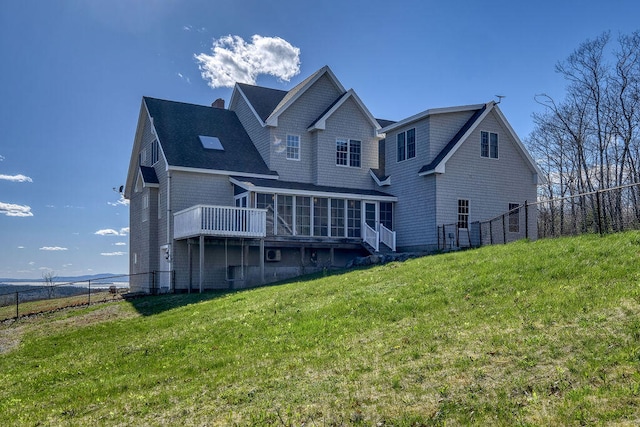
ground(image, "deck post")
xmin=199 ymin=234 xmax=204 ymax=293
xmin=187 ymin=240 xmax=192 ymax=293
xmin=259 ymin=239 xmax=265 ymax=284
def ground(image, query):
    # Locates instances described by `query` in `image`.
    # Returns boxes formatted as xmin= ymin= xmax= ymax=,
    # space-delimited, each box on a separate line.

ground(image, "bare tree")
xmin=42 ymin=271 xmax=56 ymax=299
xmin=528 ymin=31 xmax=640 ymax=234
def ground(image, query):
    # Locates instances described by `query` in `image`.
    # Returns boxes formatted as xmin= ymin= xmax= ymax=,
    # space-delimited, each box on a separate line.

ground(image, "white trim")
xmin=266 ymin=66 xmax=346 ymax=127
xmin=229 ymin=177 xmax=397 ymax=202
xmin=369 ymin=169 xmax=391 ymax=186
xmin=379 ymin=103 xmax=485 ymax=135
xmin=308 ymin=89 xmax=382 ymax=136
xmin=167 ymin=165 xmax=278 ymax=180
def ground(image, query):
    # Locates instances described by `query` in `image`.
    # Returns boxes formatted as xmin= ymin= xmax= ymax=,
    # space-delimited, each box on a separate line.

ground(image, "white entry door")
xmin=159 ymin=245 xmax=171 ymax=291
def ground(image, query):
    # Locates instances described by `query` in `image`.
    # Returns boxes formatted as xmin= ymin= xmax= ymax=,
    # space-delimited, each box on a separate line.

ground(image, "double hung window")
xmin=457 ymin=199 xmax=469 ymax=229
xmin=286 ymin=135 xmax=300 ymax=160
xmin=397 ymin=128 xmax=416 ymax=162
xmin=481 ymin=131 xmax=498 ymax=159
xmin=336 ymin=139 xmax=361 ymax=167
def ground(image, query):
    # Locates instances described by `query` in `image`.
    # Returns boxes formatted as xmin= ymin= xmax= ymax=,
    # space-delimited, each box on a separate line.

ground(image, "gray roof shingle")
xmin=144 ymin=97 xmax=275 ymax=176
xmin=236 ymin=83 xmax=287 ymax=122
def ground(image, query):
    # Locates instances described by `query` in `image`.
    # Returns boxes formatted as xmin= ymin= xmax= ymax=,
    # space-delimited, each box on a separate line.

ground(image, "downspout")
xmin=166 ymin=170 xmax=172 ymax=291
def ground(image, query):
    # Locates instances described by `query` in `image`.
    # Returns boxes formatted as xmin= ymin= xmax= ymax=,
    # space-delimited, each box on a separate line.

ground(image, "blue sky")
xmin=1 ymin=0 xmax=639 ymax=279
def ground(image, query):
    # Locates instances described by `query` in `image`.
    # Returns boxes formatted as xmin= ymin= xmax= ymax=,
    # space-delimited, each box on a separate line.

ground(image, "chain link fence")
xmin=0 ymin=272 xmax=166 ymax=321
xmin=438 ymin=183 xmax=640 ymax=250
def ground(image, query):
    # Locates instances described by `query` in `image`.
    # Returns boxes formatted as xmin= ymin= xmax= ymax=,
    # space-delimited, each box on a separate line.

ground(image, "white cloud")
xmin=195 ymin=34 xmax=300 ymax=88
xmin=101 ymin=252 xmax=126 ymax=256
xmin=0 ymin=174 xmax=33 ymax=183
xmin=107 ymin=194 xmax=129 ymax=207
xmin=177 ymin=72 xmax=191 ymax=84
xmin=17 ymin=246 xmax=24 ymax=249
xmin=95 ymin=227 xmax=129 ymax=236
xmin=39 ymin=246 xmax=68 ymax=251
xmin=0 ymin=155 xmax=5 ymax=161
xmin=0 ymin=202 xmax=33 ymax=217
xmin=115 ymin=242 xmax=127 ymax=246
xmin=28 ymin=261 xmax=35 ymax=265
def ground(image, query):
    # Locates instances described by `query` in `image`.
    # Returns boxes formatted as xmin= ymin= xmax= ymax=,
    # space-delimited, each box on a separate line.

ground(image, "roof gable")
xmin=265 ymin=66 xmax=346 ymax=127
xmin=143 ymin=97 xmax=275 ymax=177
xmin=417 ymin=102 xmax=545 ymax=182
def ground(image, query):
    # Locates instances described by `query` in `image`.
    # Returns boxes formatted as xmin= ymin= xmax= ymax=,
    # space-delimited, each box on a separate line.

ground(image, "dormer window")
xmin=199 ymin=135 xmax=224 ymax=151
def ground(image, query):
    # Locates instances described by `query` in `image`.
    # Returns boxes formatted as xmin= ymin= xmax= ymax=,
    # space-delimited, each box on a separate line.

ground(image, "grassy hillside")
xmin=1 ymin=232 xmax=640 ymax=426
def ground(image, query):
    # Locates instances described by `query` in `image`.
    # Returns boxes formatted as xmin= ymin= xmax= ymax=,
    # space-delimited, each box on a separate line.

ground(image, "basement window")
xmin=199 ymin=135 xmax=224 ymax=150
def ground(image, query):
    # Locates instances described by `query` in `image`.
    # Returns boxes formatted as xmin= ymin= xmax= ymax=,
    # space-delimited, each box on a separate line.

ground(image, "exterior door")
xmin=159 ymin=245 xmax=171 ymax=291
xmin=364 ymin=202 xmax=377 ymax=231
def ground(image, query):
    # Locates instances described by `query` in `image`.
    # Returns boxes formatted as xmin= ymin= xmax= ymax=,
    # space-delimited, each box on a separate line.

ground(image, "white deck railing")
xmin=363 ymin=223 xmax=379 ymax=252
xmin=379 ymin=223 xmax=396 ymax=251
xmin=174 ymin=205 xmax=267 ymax=239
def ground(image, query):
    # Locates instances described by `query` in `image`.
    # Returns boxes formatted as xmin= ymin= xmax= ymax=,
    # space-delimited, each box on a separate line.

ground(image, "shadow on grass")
xmin=125 ymin=264 xmax=378 ymax=316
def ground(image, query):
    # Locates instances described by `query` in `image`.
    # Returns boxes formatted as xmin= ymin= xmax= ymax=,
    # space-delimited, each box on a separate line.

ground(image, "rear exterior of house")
xmin=124 ymin=66 xmax=542 ymax=294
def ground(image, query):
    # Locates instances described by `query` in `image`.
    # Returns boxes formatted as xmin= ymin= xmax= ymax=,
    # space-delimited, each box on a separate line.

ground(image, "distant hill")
xmin=0 ymin=273 xmax=129 ymax=283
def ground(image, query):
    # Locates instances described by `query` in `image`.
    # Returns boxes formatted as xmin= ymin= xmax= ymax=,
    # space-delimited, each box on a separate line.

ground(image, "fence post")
xmin=15 ymin=291 xmax=19 ymax=319
xmin=502 ymin=214 xmax=506 ymax=244
xmin=88 ymin=280 xmax=91 ymax=305
xmin=524 ymin=200 xmax=529 ymax=239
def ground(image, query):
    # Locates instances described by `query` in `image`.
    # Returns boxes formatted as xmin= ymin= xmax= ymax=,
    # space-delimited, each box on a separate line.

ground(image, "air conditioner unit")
xmin=266 ymin=249 xmax=281 ymax=262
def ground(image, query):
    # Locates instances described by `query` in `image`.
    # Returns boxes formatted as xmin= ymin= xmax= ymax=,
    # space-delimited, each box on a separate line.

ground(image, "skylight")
xmin=199 ymin=135 xmax=224 ymax=150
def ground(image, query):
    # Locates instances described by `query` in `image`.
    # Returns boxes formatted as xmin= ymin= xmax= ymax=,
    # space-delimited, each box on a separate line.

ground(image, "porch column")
xmin=199 ymin=234 xmax=204 ymax=293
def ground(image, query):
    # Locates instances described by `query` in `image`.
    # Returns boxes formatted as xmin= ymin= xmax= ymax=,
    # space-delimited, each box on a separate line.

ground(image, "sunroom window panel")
xmin=330 ymin=199 xmax=345 ymax=237
xmin=313 ymin=197 xmax=329 ymax=237
xmin=380 ymin=202 xmax=393 ymax=230
xmin=256 ymin=193 xmax=275 ymax=236
xmin=295 ymin=196 xmax=311 ymax=236
xmin=277 ymin=195 xmax=294 ymax=236
xmin=347 ymin=200 xmax=361 ymax=238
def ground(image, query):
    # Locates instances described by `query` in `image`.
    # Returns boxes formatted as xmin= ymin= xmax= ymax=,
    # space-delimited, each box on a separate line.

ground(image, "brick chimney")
xmin=211 ymin=98 xmax=225 ymax=109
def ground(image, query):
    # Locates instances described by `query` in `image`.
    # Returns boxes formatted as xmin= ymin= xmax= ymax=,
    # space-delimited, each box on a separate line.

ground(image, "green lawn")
xmin=1 ymin=232 xmax=640 ymax=426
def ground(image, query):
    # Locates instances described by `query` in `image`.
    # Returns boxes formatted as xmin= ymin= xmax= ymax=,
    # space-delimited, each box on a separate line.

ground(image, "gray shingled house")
xmin=124 ymin=66 xmax=543 ymax=293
